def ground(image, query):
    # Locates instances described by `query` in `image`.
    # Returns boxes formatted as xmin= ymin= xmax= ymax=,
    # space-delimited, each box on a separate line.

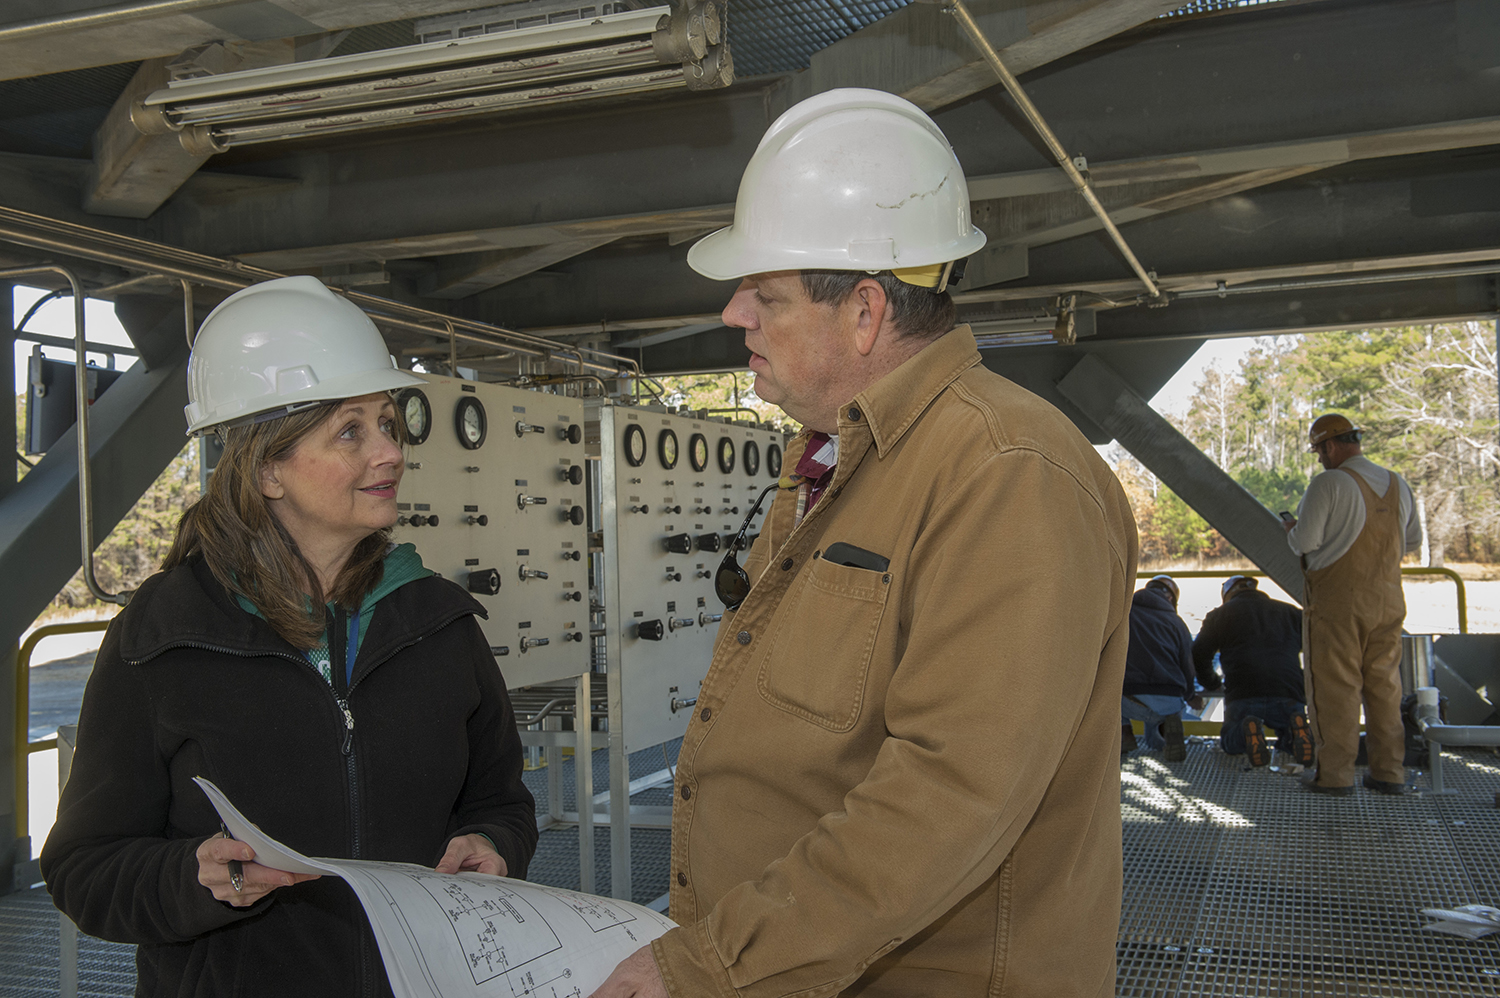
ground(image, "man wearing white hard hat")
xmin=594 ymin=89 xmax=1137 ymax=998
xmin=1284 ymin=414 xmax=1421 ymax=796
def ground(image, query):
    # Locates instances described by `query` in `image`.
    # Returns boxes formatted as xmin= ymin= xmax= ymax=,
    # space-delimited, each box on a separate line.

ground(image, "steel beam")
xmin=1056 ymin=353 xmax=1304 ymax=601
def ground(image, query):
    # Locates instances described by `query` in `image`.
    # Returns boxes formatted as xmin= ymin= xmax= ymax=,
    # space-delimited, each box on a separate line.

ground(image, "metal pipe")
xmin=0 ymin=0 xmax=232 ymax=44
xmin=1173 ymin=262 xmax=1500 ymax=300
xmin=1417 ymin=718 xmax=1500 ymax=746
xmin=180 ymin=279 xmax=195 ymax=349
xmin=939 ymin=0 xmax=1161 ymax=299
xmin=14 ymin=621 xmax=112 ymax=838
xmin=0 ymin=266 xmax=127 ymax=607
xmin=0 ymin=204 xmax=643 ymax=378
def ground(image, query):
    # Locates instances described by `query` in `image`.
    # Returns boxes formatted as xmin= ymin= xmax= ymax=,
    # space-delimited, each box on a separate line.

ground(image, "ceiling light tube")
xmin=162 ymin=42 xmax=663 ymax=127
xmin=181 ymin=68 xmax=687 ymax=154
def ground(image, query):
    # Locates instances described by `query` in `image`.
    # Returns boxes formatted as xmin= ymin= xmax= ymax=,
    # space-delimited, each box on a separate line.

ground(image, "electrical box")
xmin=392 ymin=374 xmax=590 ymax=689
xmin=25 ymin=351 xmax=124 ymax=455
xmin=594 ymin=403 xmax=788 ymax=754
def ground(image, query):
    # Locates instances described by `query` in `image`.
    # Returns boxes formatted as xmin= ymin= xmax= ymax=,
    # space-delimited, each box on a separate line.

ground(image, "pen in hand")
xmin=221 ymin=822 xmax=244 ymax=894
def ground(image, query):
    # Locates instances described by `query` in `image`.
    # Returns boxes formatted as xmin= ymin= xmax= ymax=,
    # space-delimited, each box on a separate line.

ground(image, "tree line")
xmin=1108 ymin=321 xmax=1500 ymax=567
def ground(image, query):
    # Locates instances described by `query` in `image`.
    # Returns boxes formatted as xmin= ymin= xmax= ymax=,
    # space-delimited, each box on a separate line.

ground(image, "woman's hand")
xmin=436 ymin=833 xmax=508 ymax=877
xmin=196 ymin=835 xmax=320 ymax=907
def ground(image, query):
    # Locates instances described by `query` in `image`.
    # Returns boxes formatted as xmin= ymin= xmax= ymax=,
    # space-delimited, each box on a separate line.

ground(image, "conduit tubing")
xmin=939 ymin=0 xmax=1160 ymax=299
xmin=0 ymin=205 xmax=641 ymax=380
xmin=0 ymin=266 xmax=128 ymax=607
xmin=0 ymin=0 xmax=230 ymax=44
xmin=1418 ymin=720 xmax=1500 ymax=746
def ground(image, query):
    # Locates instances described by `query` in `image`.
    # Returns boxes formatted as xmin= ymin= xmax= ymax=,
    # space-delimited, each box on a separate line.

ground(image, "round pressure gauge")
xmin=455 ymin=396 xmax=487 ymax=450
xmin=658 ymin=428 xmax=679 ymax=469
xmin=623 ymin=423 xmax=647 ymax=467
xmin=716 ymin=436 xmax=736 ymax=474
xmin=396 ymin=387 xmax=431 ymax=445
xmin=742 ymin=439 xmax=760 ymax=477
xmin=766 ymin=442 xmax=783 ymax=478
xmin=688 ymin=432 xmax=709 ymax=472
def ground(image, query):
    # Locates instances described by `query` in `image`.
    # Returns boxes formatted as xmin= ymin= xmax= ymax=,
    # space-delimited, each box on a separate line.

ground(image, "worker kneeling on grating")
xmin=1284 ymin=414 xmax=1421 ymax=796
xmin=1120 ymin=575 xmax=1197 ymax=762
xmin=591 ymin=89 xmax=1138 ymax=998
xmin=1193 ymin=575 xmax=1314 ymax=769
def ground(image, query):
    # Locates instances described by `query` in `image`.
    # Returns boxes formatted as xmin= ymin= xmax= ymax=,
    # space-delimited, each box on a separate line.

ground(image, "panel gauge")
xmin=688 ymin=432 xmax=709 ymax=472
xmin=716 ymin=436 xmax=736 ymax=474
xmin=766 ymin=442 xmax=783 ymax=478
xmin=658 ymin=428 xmax=679 ymax=469
xmin=623 ymin=423 xmax=647 ymax=467
xmin=742 ymin=440 xmax=760 ymax=477
xmin=455 ymin=396 xmax=487 ymax=449
xmin=396 ymin=387 xmax=431 ymax=445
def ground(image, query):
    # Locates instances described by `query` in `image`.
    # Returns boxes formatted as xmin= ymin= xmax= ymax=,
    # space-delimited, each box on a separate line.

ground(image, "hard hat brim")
xmin=185 ymin=366 xmax=425 ymax=436
xmin=687 ymin=224 xmax=988 ymax=282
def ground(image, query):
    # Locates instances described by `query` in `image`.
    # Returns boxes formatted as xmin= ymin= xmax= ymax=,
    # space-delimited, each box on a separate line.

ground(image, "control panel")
xmin=594 ymin=402 xmax=788 ymax=753
xmin=392 ymin=374 xmax=590 ymax=688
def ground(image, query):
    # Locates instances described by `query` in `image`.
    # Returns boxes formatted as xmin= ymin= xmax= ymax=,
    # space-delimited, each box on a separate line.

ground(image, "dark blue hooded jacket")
xmin=1123 ymin=586 xmax=1195 ymax=699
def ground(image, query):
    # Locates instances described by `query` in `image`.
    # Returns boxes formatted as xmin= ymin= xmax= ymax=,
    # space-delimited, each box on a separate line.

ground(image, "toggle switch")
xmin=699 ymin=611 xmax=723 ymax=626
xmin=467 ymin=569 xmax=501 ymax=595
xmin=517 ymin=494 xmax=548 ymax=510
xmin=519 ymin=565 xmax=549 ymax=581
xmin=515 ymin=420 xmax=546 ymax=437
xmin=519 ymin=635 xmax=550 ymax=652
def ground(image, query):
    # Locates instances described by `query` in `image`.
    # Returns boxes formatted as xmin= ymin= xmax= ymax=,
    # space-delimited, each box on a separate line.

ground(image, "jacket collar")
xmin=118 ymin=555 xmax=481 ymax=666
xmin=844 ymin=325 xmax=981 ymax=459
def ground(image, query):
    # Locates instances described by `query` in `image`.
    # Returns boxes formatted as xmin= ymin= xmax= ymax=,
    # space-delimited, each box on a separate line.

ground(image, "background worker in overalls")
xmin=1284 ymin=414 xmax=1422 ymax=796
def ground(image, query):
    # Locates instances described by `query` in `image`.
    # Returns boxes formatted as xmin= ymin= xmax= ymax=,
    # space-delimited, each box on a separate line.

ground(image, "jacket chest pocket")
xmin=755 ymin=559 xmax=892 ymax=732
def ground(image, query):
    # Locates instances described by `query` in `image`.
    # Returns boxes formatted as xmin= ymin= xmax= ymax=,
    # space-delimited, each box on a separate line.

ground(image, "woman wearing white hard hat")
xmin=42 ymin=276 xmax=537 ymax=997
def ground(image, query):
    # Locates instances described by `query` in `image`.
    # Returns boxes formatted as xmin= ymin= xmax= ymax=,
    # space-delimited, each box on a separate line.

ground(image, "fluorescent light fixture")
xmin=133 ymin=2 xmax=731 ymax=153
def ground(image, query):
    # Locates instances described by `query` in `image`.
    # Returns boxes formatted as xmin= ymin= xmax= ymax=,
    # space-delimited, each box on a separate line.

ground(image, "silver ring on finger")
xmin=230 ymin=870 xmax=244 ymax=893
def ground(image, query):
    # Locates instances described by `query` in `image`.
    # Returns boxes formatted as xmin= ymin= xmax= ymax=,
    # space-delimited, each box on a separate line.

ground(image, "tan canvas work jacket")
xmin=652 ymin=327 xmax=1138 ymax=998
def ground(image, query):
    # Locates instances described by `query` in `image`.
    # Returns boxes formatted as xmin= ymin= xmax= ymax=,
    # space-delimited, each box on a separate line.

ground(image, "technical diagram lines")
xmin=550 ymin=887 xmax=643 ymax=932
xmin=409 ymin=873 xmax=562 ymax=986
xmin=507 ymin=966 xmax=581 ymax=997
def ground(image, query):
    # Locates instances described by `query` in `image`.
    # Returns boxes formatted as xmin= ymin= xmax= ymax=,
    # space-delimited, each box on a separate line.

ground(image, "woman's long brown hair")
xmin=163 ymin=400 xmax=403 ymax=649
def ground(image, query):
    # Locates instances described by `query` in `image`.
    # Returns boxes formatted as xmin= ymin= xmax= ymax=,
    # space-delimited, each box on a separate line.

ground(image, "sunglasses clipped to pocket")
xmin=715 ymin=482 xmax=781 ymax=610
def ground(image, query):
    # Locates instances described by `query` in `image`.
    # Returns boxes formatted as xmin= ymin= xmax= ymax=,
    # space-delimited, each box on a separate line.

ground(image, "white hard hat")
xmin=184 ymin=276 xmax=423 ymax=435
xmin=687 ymin=88 xmax=988 ymax=281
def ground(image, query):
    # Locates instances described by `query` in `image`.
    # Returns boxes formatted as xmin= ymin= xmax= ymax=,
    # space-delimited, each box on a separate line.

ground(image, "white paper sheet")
xmin=194 ymin=777 xmax=674 ymax=997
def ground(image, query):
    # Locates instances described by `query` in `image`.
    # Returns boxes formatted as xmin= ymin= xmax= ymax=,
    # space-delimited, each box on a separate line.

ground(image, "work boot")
xmin=1161 ymin=715 xmax=1186 ymax=762
xmin=1121 ymin=721 xmax=1136 ymax=755
xmin=1242 ymin=716 xmax=1270 ymax=768
xmin=1288 ymin=713 xmax=1316 ymax=766
xmin=1362 ymin=774 xmax=1415 ymax=796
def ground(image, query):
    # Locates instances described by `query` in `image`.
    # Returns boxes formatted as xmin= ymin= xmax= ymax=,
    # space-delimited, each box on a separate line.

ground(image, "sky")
xmin=12 ymin=283 xmax=1260 ymax=416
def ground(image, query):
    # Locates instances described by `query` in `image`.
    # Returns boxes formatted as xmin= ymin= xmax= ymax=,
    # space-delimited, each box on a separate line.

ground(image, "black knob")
xmin=638 ymin=619 xmax=665 ymax=641
xmin=567 ymin=550 xmax=582 ymax=561
xmin=567 ymin=506 xmax=585 ymax=526
xmin=668 ymin=505 xmax=682 ymax=514
xmin=408 ymin=514 xmax=427 ymax=527
xmin=466 ymin=514 xmax=488 ymax=526
xmin=563 ymin=424 xmax=583 ymax=444
xmin=664 ymin=533 xmax=693 ymax=554
xmin=564 ymin=465 xmax=584 ymax=485
xmin=565 ymin=590 xmax=582 ymax=601
xmin=630 ymin=504 xmax=649 ymax=514
xmin=467 ymin=569 xmax=501 ymax=596
xmin=696 ymin=569 xmax=711 ymax=579
xmin=571 ymin=631 xmax=583 ymax=642
xmin=697 ymin=533 xmax=722 ymax=553
xmin=427 ymin=515 xmax=439 ymax=527
xmin=666 ymin=572 xmax=682 ymax=582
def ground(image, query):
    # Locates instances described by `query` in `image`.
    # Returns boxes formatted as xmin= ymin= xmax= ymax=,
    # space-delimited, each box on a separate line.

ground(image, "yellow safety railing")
xmin=14 ymin=620 xmax=111 ymax=838
xmin=1135 ymin=567 xmax=1468 ymax=634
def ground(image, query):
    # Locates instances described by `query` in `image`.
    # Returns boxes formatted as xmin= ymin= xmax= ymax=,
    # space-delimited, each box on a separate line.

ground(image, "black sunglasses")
xmin=715 ymin=482 xmax=781 ymax=610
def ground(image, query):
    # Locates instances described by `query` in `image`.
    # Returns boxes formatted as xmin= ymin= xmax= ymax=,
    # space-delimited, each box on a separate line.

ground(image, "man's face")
xmin=1312 ymin=439 xmax=1356 ymax=470
xmin=720 ymin=271 xmax=851 ymax=430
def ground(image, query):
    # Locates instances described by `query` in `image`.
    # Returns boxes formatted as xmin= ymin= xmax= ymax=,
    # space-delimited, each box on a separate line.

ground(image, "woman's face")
xmin=259 ymin=393 xmax=404 ymax=556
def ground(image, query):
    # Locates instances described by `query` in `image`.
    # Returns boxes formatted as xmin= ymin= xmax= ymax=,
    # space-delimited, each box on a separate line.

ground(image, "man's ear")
xmin=851 ymin=278 xmax=890 ymax=357
xmin=259 ymin=460 xmax=285 ymax=500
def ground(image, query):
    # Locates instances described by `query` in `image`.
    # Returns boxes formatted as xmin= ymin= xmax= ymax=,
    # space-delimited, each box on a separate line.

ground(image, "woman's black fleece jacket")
xmin=40 ymin=555 xmax=538 ymax=997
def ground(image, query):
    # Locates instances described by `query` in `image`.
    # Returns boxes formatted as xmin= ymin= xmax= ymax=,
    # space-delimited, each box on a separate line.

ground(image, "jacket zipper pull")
xmin=337 ymin=697 xmax=355 ymax=755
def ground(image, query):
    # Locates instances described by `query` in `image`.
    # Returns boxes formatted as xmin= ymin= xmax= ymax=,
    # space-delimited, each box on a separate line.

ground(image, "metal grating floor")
xmin=4 ymin=743 xmax=1498 ymax=995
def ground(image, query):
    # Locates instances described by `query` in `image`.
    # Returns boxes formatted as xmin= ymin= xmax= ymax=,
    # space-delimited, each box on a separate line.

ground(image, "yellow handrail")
xmin=1136 ymin=567 xmax=1468 ymax=633
xmin=14 ymin=620 xmax=111 ymax=838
